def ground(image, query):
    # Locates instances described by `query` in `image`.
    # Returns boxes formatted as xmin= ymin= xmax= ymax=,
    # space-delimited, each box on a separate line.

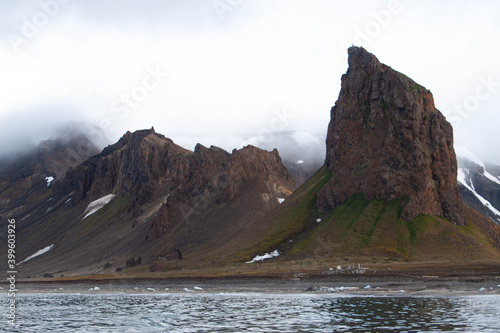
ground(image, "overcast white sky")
xmin=0 ymin=0 xmax=499 ymax=163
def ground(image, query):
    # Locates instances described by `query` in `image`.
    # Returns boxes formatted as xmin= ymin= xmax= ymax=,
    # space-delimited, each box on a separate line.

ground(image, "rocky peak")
xmin=229 ymin=145 xmax=293 ymax=184
xmin=317 ymin=46 xmax=464 ymax=225
xmin=192 ymin=144 xmax=231 ymax=174
xmin=146 ymin=144 xmax=295 ymax=241
xmin=61 ymin=129 xmax=192 ymax=205
xmin=347 ymin=45 xmax=382 ymax=72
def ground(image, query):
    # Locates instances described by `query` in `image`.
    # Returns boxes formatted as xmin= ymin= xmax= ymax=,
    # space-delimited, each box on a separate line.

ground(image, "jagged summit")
xmin=317 ymin=46 xmax=464 ymax=225
xmin=346 ymin=45 xmax=382 ymax=71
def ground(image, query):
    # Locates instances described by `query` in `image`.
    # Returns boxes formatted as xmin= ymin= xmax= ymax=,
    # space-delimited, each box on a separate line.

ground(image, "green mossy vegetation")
xmin=378 ymin=99 xmax=388 ymax=109
xmin=394 ymin=70 xmax=427 ymax=92
xmin=241 ymin=166 xmax=331 ymax=259
xmin=243 ymin=171 xmax=500 ymax=262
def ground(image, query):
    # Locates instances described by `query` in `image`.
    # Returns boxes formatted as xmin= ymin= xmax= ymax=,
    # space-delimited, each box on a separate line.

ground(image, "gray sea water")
xmin=2 ymin=293 xmax=500 ymax=332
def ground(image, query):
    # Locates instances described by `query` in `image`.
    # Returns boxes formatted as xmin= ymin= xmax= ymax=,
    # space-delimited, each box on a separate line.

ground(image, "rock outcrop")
xmin=317 ymin=47 xmax=464 ymax=225
xmin=1 ymin=127 xmax=295 ymax=276
xmin=60 ymin=128 xmax=192 ymax=207
xmin=146 ymin=143 xmax=294 ymax=241
xmin=49 ymin=128 xmax=294 ymax=242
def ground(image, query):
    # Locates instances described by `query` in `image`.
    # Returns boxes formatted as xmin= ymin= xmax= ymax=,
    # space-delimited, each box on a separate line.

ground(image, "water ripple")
xmin=1 ymin=293 xmax=499 ymax=332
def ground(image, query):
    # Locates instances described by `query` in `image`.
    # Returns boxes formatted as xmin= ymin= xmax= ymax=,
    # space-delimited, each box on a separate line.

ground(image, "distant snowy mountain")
xmin=456 ymin=146 xmax=500 ymax=224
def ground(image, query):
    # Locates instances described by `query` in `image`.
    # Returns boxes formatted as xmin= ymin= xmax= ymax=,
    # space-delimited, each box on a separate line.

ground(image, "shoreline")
xmin=3 ymin=275 xmax=500 ymax=296
xmin=3 ymin=262 xmax=499 ymax=296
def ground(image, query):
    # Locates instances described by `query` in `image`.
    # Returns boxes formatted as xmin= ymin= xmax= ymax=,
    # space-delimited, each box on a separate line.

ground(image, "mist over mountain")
xmin=242 ymin=131 xmax=325 ymax=166
xmin=241 ymin=131 xmax=325 ymax=187
xmin=0 ymin=117 xmax=108 ymax=163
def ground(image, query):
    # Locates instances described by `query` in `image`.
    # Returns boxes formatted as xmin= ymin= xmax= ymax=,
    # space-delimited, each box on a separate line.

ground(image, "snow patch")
xmin=458 ymin=168 xmax=500 ymax=217
xmin=295 ymin=160 xmax=304 ymax=164
xmin=277 ymin=197 xmax=285 ymax=204
xmin=456 ymin=145 xmax=500 ymax=185
xmin=17 ymin=244 xmax=54 ymax=266
xmin=458 ymin=168 xmax=468 ymax=187
xmin=82 ymin=194 xmax=116 ymax=219
xmin=316 ymin=218 xmax=322 ymax=223
xmin=45 ymin=176 xmax=54 ymax=187
xmin=483 ymin=171 xmax=500 ymax=186
xmin=246 ymin=250 xmax=280 ymax=263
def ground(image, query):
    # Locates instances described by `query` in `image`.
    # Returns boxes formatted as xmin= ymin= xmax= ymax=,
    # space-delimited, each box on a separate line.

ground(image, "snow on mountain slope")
xmin=458 ymin=168 xmax=500 ymax=217
xmin=82 ymin=194 xmax=116 ymax=220
xmin=456 ymin=146 xmax=500 ymax=223
xmin=17 ymin=244 xmax=54 ymax=266
xmin=456 ymin=146 xmax=500 ymax=185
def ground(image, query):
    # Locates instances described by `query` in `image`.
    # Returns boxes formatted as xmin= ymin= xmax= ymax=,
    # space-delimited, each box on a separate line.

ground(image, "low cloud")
xmin=0 ymin=105 xmax=106 ymax=157
xmin=0 ymin=1 xmax=499 ymax=164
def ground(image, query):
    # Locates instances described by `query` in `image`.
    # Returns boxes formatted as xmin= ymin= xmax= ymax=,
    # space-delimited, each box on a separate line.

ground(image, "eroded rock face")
xmin=61 ymin=128 xmax=192 ymax=207
xmin=50 ymin=128 xmax=294 ymax=242
xmin=317 ymin=47 xmax=464 ymax=225
xmin=146 ymin=144 xmax=294 ymax=241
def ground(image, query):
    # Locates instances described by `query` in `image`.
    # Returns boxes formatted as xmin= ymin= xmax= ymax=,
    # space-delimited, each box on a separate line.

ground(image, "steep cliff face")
xmin=317 ymin=47 xmax=464 ymax=225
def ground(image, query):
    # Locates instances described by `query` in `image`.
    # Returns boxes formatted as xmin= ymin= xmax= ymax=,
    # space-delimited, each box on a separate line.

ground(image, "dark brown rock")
xmin=317 ymin=46 xmax=464 ymax=225
xmin=1 ymin=127 xmax=295 ymax=276
xmin=149 ymin=262 xmax=162 ymax=272
xmin=146 ymin=144 xmax=294 ymax=241
xmin=125 ymin=257 xmax=135 ymax=267
xmin=163 ymin=249 xmax=182 ymax=261
xmin=61 ymin=128 xmax=192 ymax=206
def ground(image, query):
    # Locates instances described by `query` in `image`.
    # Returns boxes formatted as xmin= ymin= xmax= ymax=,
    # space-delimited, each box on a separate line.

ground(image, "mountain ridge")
xmin=0 ymin=127 xmax=296 ymax=277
